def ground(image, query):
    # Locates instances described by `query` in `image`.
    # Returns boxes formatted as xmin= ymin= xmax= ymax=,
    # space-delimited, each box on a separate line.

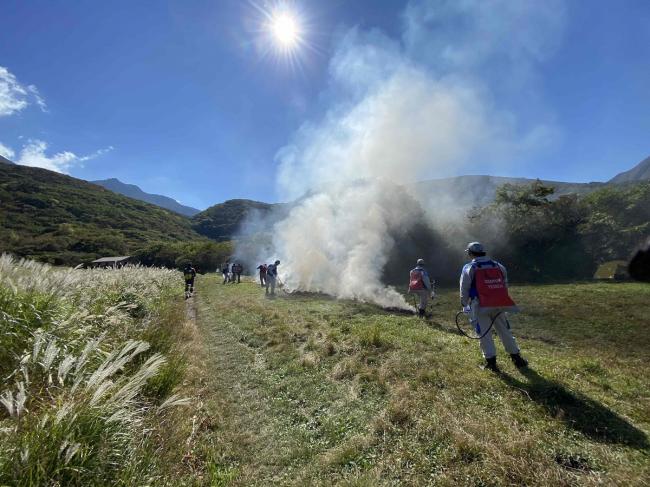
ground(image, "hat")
xmin=275 ymin=260 xmax=281 ymax=265
xmin=466 ymin=242 xmax=485 ymax=254
xmin=416 ymin=258 xmax=425 ymax=265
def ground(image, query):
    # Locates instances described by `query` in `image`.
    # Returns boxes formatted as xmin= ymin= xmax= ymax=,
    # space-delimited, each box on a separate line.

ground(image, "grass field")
xmin=2 ymin=261 xmax=648 ymax=486
xmin=180 ymin=276 xmax=650 ymax=486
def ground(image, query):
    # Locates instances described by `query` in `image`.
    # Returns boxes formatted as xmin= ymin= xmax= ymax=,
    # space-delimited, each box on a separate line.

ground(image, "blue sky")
xmin=1 ymin=0 xmax=649 ymax=209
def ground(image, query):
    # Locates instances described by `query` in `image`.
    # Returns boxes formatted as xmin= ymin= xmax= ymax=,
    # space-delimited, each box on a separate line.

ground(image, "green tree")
xmin=470 ymin=181 xmax=593 ymax=281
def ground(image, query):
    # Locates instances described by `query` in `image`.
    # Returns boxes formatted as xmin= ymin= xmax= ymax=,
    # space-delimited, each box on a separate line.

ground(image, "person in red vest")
xmin=460 ymin=242 xmax=527 ymax=371
xmin=408 ymin=258 xmax=432 ymax=318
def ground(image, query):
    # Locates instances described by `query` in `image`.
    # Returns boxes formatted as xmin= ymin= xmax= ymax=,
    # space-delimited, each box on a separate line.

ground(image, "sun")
xmin=249 ymin=1 xmax=315 ymax=68
xmin=271 ymin=12 xmax=299 ymax=47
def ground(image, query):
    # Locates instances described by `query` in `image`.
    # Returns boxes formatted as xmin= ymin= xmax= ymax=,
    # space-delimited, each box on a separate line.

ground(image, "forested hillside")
xmin=0 ymin=164 xmax=205 ymax=265
xmin=191 ymin=199 xmax=281 ymax=240
xmin=2 ymin=161 xmax=648 ymax=280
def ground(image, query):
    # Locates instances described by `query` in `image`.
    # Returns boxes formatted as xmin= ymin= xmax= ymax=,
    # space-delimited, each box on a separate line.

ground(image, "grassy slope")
xmin=0 ymin=164 xmax=204 ymax=265
xmin=183 ymin=278 xmax=649 ymax=486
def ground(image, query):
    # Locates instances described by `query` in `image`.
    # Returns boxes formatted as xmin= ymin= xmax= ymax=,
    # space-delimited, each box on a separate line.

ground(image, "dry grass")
xmin=0 ymin=255 xmax=190 ymax=486
xmin=180 ymin=275 xmax=650 ymax=486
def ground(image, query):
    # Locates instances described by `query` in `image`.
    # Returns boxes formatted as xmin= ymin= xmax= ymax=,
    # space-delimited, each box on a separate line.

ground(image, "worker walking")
xmin=232 ymin=262 xmax=243 ymax=283
xmin=460 ymin=242 xmax=528 ymax=371
xmin=408 ymin=258 xmax=432 ymax=318
xmin=266 ymin=260 xmax=280 ymax=296
xmin=183 ymin=263 xmax=197 ymax=299
xmin=257 ymin=264 xmax=268 ymax=286
xmin=221 ymin=263 xmax=229 ymax=285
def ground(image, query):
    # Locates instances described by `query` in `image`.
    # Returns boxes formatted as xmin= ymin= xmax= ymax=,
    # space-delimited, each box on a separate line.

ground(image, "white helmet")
xmin=466 ymin=242 xmax=485 ymax=254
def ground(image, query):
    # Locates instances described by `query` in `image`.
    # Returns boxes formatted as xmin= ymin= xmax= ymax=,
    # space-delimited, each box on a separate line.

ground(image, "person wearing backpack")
xmin=408 ymin=258 xmax=432 ymax=318
xmin=460 ymin=242 xmax=528 ymax=371
xmin=183 ymin=263 xmax=197 ymax=299
xmin=266 ymin=260 xmax=280 ymax=296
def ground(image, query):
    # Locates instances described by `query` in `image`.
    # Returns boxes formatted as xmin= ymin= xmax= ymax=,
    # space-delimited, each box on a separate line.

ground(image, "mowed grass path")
xmin=187 ymin=277 xmax=650 ymax=486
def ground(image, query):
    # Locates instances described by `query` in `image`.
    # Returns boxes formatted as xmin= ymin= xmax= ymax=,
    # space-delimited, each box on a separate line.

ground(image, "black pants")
xmin=185 ymin=279 xmax=194 ymax=293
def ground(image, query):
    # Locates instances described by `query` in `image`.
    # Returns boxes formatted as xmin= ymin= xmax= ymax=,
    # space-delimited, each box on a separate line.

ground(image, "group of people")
xmin=408 ymin=242 xmax=528 ymax=372
xmin=221 ymin=262 xmax=243 ymax=284
xmin=186 ymin=242 xmax=528 ymax=371
xmin=183 ymin=260 xmax=279 ymax=296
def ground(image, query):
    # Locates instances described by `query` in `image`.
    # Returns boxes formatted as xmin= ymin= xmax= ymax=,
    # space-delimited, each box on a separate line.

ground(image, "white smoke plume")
xmin=243 ymin=0 xmax=566 ymax=308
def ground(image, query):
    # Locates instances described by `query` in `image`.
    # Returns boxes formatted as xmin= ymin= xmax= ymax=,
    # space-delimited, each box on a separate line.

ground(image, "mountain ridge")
xmin=91 ymin=178 xmax=200 ymax=216
xmin=4 ymin=152 xmax=648 ymax=214
xmin=0 ymin=163 xmax=205 ymax=265
xmin=608 ymin=156 xmax=650 ymax=183
xmin=411 ymin=175 xmax=608 ymax=210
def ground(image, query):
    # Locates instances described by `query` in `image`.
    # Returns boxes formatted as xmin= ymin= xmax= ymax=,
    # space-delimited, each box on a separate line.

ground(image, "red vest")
xmin=474 ymin=262 xmax=516 ymax=308
xmin=409 ymin=269 xmax=425 ymax=291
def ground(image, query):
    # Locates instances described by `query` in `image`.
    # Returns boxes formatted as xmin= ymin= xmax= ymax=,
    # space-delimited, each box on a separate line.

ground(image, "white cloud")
xmin=11 ymin=139 xmax=113 ymax=174
xmin=0 ymin=141 xmax=15 ymax=160
xmin=79 ymin=145 xmax=115 ymax=162
xmin=28 ymin=84 xmax=47 ymax=112
xmin=0 ymin=66 xmax=47 ymax=117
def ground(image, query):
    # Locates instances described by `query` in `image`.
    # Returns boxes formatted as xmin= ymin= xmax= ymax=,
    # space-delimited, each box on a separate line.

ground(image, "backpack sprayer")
xmin=455 ymin=259 xmax=517 ymax=339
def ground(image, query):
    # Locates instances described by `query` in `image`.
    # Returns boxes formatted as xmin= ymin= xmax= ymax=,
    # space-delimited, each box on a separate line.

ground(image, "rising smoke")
xmin=237 ymin=0 xmax=566 ymax=308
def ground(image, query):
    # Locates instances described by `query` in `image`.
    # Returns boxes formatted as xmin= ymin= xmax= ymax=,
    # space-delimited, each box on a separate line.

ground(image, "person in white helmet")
xmin=408 ymin=258 xmax=432 ymax=318
xmin=460 ymin=242 xmax=528 ymax=371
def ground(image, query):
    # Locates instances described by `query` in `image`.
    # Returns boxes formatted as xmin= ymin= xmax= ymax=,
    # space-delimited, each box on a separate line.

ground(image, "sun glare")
xmin=250 ymin=1 xmax=315 ymax=69
xmin=271 ymin=13 xmax=299 ymax=47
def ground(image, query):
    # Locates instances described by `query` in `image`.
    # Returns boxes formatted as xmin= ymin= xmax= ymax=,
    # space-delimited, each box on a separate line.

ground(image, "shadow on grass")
xmin=500 ymin=368 xmax=649 ymax=449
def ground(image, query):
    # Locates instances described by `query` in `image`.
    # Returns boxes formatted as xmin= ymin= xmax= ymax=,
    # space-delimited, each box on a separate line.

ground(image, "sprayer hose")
xmin=455 ymin=311 xmax=502 ymax=340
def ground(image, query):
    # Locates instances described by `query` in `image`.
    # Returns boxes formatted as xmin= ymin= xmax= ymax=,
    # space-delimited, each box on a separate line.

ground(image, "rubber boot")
xmin=481 ymin=356 xmax=499 ymax=372
xmin=510 ymin=353 xmax=528 ymax=368
xmin=418 ymin=308 xmax=426 ymax=318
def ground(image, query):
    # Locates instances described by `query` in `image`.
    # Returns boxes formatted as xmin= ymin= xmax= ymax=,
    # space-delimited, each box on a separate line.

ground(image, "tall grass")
xmin=0 ymin=254 xmax=188 ymax=486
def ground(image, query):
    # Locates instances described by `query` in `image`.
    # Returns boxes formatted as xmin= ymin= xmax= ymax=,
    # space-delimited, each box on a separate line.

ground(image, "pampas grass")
xmin=0 ymin=254 xmax=187 ymax=486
